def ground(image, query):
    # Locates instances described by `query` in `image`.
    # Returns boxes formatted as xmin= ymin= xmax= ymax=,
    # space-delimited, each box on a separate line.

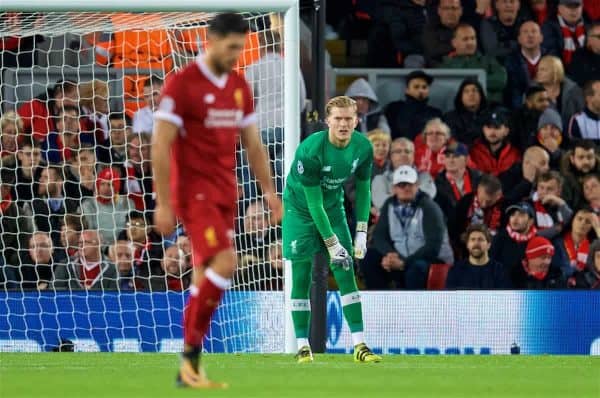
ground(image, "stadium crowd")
xmin=1 ymin=0 xmax=599 ymax=292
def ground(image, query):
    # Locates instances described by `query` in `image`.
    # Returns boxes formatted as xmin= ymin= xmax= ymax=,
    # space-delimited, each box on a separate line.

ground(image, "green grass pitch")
xmin=1 ymin=353 xmax=598 ymax=397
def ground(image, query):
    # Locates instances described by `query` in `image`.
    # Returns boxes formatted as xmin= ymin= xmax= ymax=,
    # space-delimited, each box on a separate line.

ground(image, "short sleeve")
xmin=295 ymin=151 xmax=321 ymax=187
xmin=240 ymin=79 xmax=257 ymax=128
xmin=354 ymin=140 xmax=374 ymax=181
xmin=153 ymin=73 xmax=186 ymax=128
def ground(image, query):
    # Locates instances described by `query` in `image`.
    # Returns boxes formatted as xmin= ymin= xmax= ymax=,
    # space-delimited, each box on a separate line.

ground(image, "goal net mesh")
xmin=0 ymin=11 xmax=285 ymax=353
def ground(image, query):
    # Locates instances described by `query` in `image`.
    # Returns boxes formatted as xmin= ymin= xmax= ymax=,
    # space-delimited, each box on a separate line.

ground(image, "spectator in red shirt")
xmin=415 ymin=117 xmax=451 ymax=178
xmin=469 ymin=107 xmax=521 ymax=176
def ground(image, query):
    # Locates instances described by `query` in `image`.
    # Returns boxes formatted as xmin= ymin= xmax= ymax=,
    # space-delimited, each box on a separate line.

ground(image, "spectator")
xmin=567 ymin=22 xmax=600 ymax=87
xmin=53 ymin=229 xmax=117 ymax=290
xmin=524 ymin=0 xmax=555 ymax=26
xmin=0 ymin=169 xmax=33 ymax=287
xmin=500 ymin=145 xmax=550 ymax=205
xmin=490 ymin=202 xmax=539 ymax=283
xmin=423 ymin=0 xmax=464 ymax=67
xmin=108 ymin=239 xmax=138 ymax=291
xmin=469 ymin=107 xmax=521 ymax=176
xmin=79 ymin=79 xmax=110 ymax=144
xmin=480 ymin=0 xmax=529 ymax=63
xmin=363 ymin=165 xmax=454 ymax=289
xmin=54 ymin=214 xmax=87 ymax=266
xmin=414 ymin=117 xmax=451 ymax=178
xmin=236 ymin=200 xmax=280 ymax=268
xmin=367 ymin=0 xmax=429 ymax=68
xmin=14 ymin=136 xmax=43 ymax=205
xmin=531 ymin=170 xmax=573 ymax=239
xmin=0 ymin=111 xmax=23 ymax=166
xmin=513 ymin=235 xmax=566 ymax=288
xmin=568 ymin=80 xmax=600 ymax=146
xmin=371 ymin=138 xmax=436 ymax=211
xmin=368 ymin=130 xmax=392 ymax=177
xmin=583 ymin=173 xmax=600 ymax=212
xmin=446 ymin=224 xmax=511 ymax=288
xmin=121 ymin=210 xmax=163 ymax=279
xmin=442 ymin=77 xmax=489 ymax=147
xmin=63 ymin=146 xmax=97 ymax=203
xmin=542 ymin=0 xmax=587 ymax=66
xmin=344 ymin=78 xmax=391 ymax=134
xmin=385 ymin=70 xmax=442 ymax=140
xmin=532 ymin=108 xmax=568 ymax=169
xmin=24 ymin=165 xmax=79 ymax=248
xmin=14 ymin=232 xmax=55 ymax=290
xmin=561 ymin=139 xmax=599 ymax=210
xmin=81 ymin=167 xmax=133 ymax=248
xmin=42 ymin=105 xmax=93 ymax=164
xmin=553 ymin=207 xmax=596 ymax=278
xmin=98 ymin=112 xmax=132 ymax=167
xmin=510 ymin=84 xmax=551 ymax=150
xmin=534 ymin=55 xmax=584 ymax=123
xmin=504 ymin=21 xmax=547 ymax=109
xmin=17 ymin=80 xmax=79 ymax=142
xmin=568 ymin=238 xmax=600 ymax=288
xmin=132 ymin=75 xmax=163 ymax=134
xmin=175 ymin=234 xmax=192 ymax=270
xmin=150 ymin=244 xmax=191 ymax=291
xmin=452 ymin=173 xmax=504 ymax=253
xmin=439 ymin=23 xmax=508 ymax=104
xmin=124 ymin=133 xmax=154 ymax=211
xmin=435 ymin=142 xmax=481 ymax=221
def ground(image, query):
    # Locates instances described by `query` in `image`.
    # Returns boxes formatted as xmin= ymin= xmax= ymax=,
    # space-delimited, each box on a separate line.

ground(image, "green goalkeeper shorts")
xmin=282 ymin=206 xmax=353 ymax=261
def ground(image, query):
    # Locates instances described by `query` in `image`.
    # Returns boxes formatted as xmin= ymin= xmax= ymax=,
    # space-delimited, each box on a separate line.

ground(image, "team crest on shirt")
xmin=204 ymin=93 xmax=215 ymax=104
xmin=234 ymin=88 xmax=244 ymax=109
xmin=297 ymin=160 xmax=304 ymax=174
xmin=204 ymin=227 xmax=218 ymax=248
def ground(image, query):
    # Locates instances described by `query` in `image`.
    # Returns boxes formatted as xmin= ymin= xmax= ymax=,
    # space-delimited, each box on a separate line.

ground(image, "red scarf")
xmin=167 ymin=276 xmax=184 ymax=291
xmin=563 ymin=233 xmax=589 ymax=271
xmin=533 ymin=5 xmax=548 ymax=25
xmin=558 ymin=16 xmax=585 ymax=65
xmin=80 ymin=261 xmax=102 ymax=288
xmin=506 ymin=224 xmax=538 ymax=243
xmin=532 ymin=192 xmax=554 ymax=230
xmin=524 ymin=57 xmax=539 ymax=79
xmin=467 ymin=195 xmax=502 ymax=234
xmin=447 ymin=170 xmax=472 ymax=201
xmin=0 ymin=192 xmax=12 ymax=214
xmin=416 ymin=144 xmax=446 ymax=178
xmin=55 ymin=135 xmax=73 ymax=162
xmin=522 ymin=260 xmax=548 ymax=281
xmin=125 ymin=160 xmax=145 ymax=211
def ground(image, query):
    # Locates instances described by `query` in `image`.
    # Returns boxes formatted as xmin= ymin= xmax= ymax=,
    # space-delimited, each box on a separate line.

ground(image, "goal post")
xmin=1 ymin=1 xmax=299 ymax=353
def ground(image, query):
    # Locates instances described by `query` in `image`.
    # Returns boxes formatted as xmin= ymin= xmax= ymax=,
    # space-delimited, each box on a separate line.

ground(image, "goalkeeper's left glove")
xmin=354 ymin=222 xmax=368 ymax=259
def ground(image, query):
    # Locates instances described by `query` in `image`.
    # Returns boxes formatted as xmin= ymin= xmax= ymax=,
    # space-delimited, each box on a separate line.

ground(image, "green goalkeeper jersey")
xmin=283 ymin=130 xmax=373 ymax=239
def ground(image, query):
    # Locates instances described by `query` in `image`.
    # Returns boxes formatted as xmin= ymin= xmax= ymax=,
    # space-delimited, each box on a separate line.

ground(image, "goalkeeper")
xmin=282 ymin=95 xmax=382 ymax=363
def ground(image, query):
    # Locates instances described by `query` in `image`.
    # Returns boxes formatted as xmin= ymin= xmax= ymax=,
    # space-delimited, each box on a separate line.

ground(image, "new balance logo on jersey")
xmin=321 ymin=166 xmax=331 ymax=172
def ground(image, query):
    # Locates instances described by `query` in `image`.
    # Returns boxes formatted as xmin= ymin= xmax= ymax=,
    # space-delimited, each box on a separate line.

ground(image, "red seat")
xmin=427 ymin=264 xmax=451 ymax=290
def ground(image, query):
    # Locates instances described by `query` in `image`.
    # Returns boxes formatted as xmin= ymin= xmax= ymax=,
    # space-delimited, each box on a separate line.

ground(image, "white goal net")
xmin=0 ymin=7 xmax=296 ymax=353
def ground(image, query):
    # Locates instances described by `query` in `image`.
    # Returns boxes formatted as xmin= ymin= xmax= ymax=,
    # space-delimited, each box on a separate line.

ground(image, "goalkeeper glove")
xmin=354 ymin=222 xmax=368 ymax=259
xmin=325 ymin=235 xmax=353 ymax=271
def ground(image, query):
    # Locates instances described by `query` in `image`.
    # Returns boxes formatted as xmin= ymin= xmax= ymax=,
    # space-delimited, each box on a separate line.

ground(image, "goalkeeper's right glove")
xmin=325 ymin=235 xmax=353 ymax=271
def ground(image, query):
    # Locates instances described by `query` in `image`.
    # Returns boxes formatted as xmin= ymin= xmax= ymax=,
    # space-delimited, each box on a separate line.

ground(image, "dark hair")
xmin=18 ymin=134 xmax=40 ymax=150
xmin=478 ymin=173 xmax=502 ymax=195
xmin=0 ymin=168 xmax=15 ymax=186
xmin=208 ymin=12 xmax=248 ymax=36
xmin=583 ymin=80 xmax=599 ymax=98
xmin=126 ymin=210 xmax=146 ymax=223
xmin=45 ymin=165 xmax=64 ymax=181
xmin=144 ymin=75 xmax=163 ymax=88
xmin=62 ymin=214 xmax=87 ymax=231
xmin=536 ymin=170 xmax=563 ymax=187
xmin=259 ymin=30 xmax=281 ymax=53
xmin=108 ymin=112 xmax=132 ymax=126
xmin=462 ymin=223 xmax=492 ymax=244
xmin=573 ymin=139 xmax=597 ymax=152
xmin=53 ymin=79 xmax=78 ymax=97
xmin=583 ymin=173 xmax=600 ymax=185
xmin=586 ymin=21 xmax=600 ymax=36
xmin=58 ymin=105 xmax=80 ymax=116
xmin=453 ymin=23 xmax=475 ymax=38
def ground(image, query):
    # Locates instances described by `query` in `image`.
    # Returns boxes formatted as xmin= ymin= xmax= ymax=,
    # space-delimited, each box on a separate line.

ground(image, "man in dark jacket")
xmin=362 ymin=165 xmax=454 ymax=289
xmin=480 ymin=0 xmax=530 ymax=64
xmin=560 ymin=139 xmax=600 ymax=210
xmin=541 ymin=0 xmax=587 ymax=67
xmin=367 ymin=0 xmax=429 ymax=67
xmin=513 ymin=235 xmax=566 ymax=289
xmin=499 ymin=146 xmax=550 ymax=206
xmin=567 ymin=22 xmax=600 ymax=87
xmin=422 ymin=0 xmax=463 ymax=67
xmin=442 ymin=77 xmax=488 ymax=146
xmin=385 ymin=70 xmax=442 ymax=140
xmin=509 ymin=84 xmax=551 ymax=151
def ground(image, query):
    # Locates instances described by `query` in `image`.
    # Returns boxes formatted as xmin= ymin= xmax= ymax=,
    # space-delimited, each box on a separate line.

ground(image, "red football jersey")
xmin=154 ymin=55 xmax=256 ymax=212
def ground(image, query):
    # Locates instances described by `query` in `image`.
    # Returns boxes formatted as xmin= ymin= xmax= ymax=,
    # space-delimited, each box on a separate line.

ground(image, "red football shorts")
xmin=179 ymin=202 xmax=235 ymax=267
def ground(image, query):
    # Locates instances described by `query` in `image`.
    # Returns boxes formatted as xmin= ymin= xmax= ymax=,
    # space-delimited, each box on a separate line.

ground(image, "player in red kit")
xmin=151 ymin=13 xmax=282 ymax=389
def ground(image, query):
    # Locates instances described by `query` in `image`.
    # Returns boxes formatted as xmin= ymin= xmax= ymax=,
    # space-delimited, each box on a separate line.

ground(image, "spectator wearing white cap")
xmin=362 ymin=165 xmax=454 ymax=289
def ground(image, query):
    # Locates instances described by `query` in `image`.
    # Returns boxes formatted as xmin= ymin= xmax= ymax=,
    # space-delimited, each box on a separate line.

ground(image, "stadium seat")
xmin=427 ymin=264 xmax=451 ymax=290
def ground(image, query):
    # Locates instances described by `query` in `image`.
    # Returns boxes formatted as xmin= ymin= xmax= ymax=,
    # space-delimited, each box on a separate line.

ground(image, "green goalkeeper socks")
xmin=332 ymin=266 xmax=364 ymax=334
xmin=290 ymin=259 xmax=312 ymax=339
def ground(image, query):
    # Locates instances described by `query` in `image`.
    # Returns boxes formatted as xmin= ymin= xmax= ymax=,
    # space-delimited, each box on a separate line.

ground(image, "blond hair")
xmin=538 ymin=55 xmax=565 ymax=85
xmin=368 ymin=129 xmax=391 ymax=145
xmin=0 ymin=111 xmax=24 ymax=135
xmin=79 ymin=80 xmax=109 ymax=109
xmin=325 ymin=95 xmax=357 ymax=117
